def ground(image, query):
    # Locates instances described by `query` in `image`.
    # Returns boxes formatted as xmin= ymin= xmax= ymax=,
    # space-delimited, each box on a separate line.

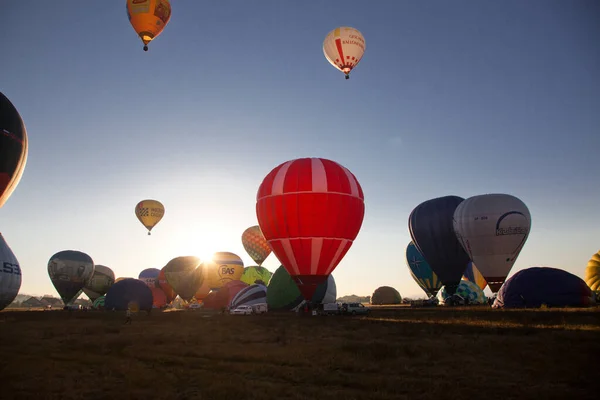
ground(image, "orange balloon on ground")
xmin=150 ymin=286 xmax=167 ymax=308
xmin=202 ymin=280 xmax=248 ymax=310
xmin=126 ymin=0 xmax=172 ymax=51
xmin=194 ymin=280 xmax=211 ymax=301
xmin=158 ymin=267 xmax=176 ymax=303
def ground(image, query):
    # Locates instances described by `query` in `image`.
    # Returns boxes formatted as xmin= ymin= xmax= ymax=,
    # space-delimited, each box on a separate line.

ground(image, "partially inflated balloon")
xmin=453 ymin=194 xmax=531 ymax=292
xmin=105 ymin=278 xmax=153 ymax=311
xmin=371 ymin=286 xmax=402 ymax=305
xmin=585 ymin=251 xmax=600 ymax=292
xmin=462 ymin=262 xmax=488 ymax=291
xmin=241 ymin=226 xmax=271 ymax=266
xmin=194 ymin=280 xmax=211 ymax=301
xmin=257 ymin=158 xmax=365 ymax=301
xmin=0 ymin=92 xmax=28 ymax=208
xmin=323 ymin=27 xmax=366 ymax=79
xmin=83 ymin=265 xmax=115 ymax=301
xmin=92 ymin=296 xmax=105 ymax=309
xmin=266 ymin=265 xmax=336 ymax=310
xmin=164 ymin=256 xmax=204 ymax=301
xmin=126 ymin=0 xmax=171 ymax=51
xmin=202 ymin=280 xmax=249 ymax=310
xmin=438 ymin=280 xmax=486 ymax=305
xmin=240 ymin=266 xmax=273 ymax=286
xmin=204 ymin=252 xmax=244 ymax=290
xmin=230 ymin=284 xmax=267 ymax=309
xmin=405 ymin=241 xmax=443 ymax=298
xmin=158 ymin=267 xmax=176 ymax=302
xmin=138 ymin=268 xmax=160 ymax=288
xmin=409 ymin=196 xmax=470 ymax=295
xmin=0 ymin=233 xmax=21 ymax=311
xmin=115 ymin=277 xmax=133 ymax=284
xmin=135 ymin=200 xmax=165 ymax=235
xmin=150 ymin=286 xmax=167 ymax=308
xmin=48 ymin=250 xmax=95 ymax=305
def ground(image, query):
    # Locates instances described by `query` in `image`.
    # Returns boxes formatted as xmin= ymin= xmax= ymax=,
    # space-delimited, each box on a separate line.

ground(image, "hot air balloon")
xmin=0 ymin=92 xmax=28 ymax=208
xmin=406 ymin=241 xmax=443 ymax=298
xmin=126 ymin=0 xmax=171 ymax=51
xmin=105 ymin=278 xmax=153 ymax=311
xmin=202 ymin=280 xmax=249 ymax=310
xmin=204 ymin=252 xmax=244 ymax=290
xmin=48 ymin=250 xmax=95 ymax=305
xmin=138 ymin=268 xmax=160 ymax=288
xmin=149 ymin=286 xmax=167 ymax=308
xmin=92 ymin=295 xmax=105 ymax=309
xmin=256 ymin=157 xmax=365 ymax=301
xmin=135 ymin=199 xmax=164 ymax=235
xmin=0 ymin=233 xmax=21 ymax=311
xmin=230 ymin=283 xmax=267 ymax=309
xmin=371 ymin=286 xmax=402 ymax=305
xmin=453 ymin=194 xmax=531 ymax=292
xmin=241 ymin=225 xmax=271 ymax=266
xmin=240 ymin=265 xmax=273 ymax=286
xmin=194 ymin=280 xmax=211 ymax=302
xmin=115 ymin=277 xmax=133 ymax=284
xmin=462 ymin=262 xmax=487 ymax=291
xmin=585 ymin=251 xmax=600 ymax=293
xmin=266 ymin=265 xmax=337 ymax=311
xmin=323 ymin=27 xmax=366 ymax=79
xmin=438 ymin=280 xmax=486 ymax=305
xmin=158 ymin=267 xmax=176 ymax=303
xmin=163 ymin=256 xmax=204 ymax=301
xmin=409 ymin=196 xmax=470 ymax=295
xmin=493 ymin=267 xmax=594 ymax=308
xmin=83 ymin=264 xmax=115 ymax=301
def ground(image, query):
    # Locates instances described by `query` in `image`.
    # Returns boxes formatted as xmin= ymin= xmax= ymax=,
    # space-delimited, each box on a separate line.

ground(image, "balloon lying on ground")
xmin=135 ymin=199 xmax=165 ymax=235
xmin=409 ymin=195 xmax=470 ymax=295
xmin=371 ymin=286 xmax=402 ymax=305
xmin=493 ymin=267 xmax=595 ymax=309
xmin=138 ymin=268 xmax=160 ymax=288
xmin=48 ymin=250 xmax=95 ymax=305
xmin=437 ymin=280 xmax=486 ymax=305
xmin=83 ymin=264 xmax=115 ymax=301
xmin=0 ymin=233 xmax=22 ymax=311
xmin=266 ymin=265 xmax=336 ymax=310
xmin=126 ymin=0 xmax=171 ymax=51
xmin=453 ymin=194 xmax=531 ymax=292
xmin=0 ymin=91 xmax=28 ymax=208
xmin=164 ymin=256 xmax=204 ymax=301
xmin=204 ymin=252 xmax=244 ymax=290
xmin=241 ymin=226 xmax=271 ymax=266
xmin=323 ymin=26 xmax=366 ymax=79
xmin=230 ymin=283 xmax=267 ymax=309
xmin=202 ymin=280 xmax=249 ymax=310
xmin=105 ymin=278 xmax=153 ymax=311
xmin=462 ymin=262 xmax=487 ymax=291
xmin=257 ymin=157 xmax=364 ymax=301
xmin=584 ymin=251 xmax=600 ymax=293
xmin=240 ymin=266 xmax=272 ymax=286
xmin=405 ymin=241 xmax=442 ymax=298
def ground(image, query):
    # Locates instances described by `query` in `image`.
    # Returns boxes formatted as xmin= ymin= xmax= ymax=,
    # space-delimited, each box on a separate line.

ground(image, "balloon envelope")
xmin=230 ymin=284 xmax=267 ymax=309
xmin=438 ymin=280 xmax=486 ymax=305
xmin=105 ymin=278 xmax=153 ymax=311
xmin=204 ymin=252 xmax=244 ymax=290
xmin=453 ymin=194 xmax=531 ymax=292
xmin=138 ymin=268 xmax=160 ymax=288
xmin=493 ymin=267 xmax=594 ymax=308
xmin=202 ymin=280 xmax=249 ymax=310
xmin=584 ymin=251 xmax=600 ymax=293
xmin=158 ymin=267 xmax=176 ymax=303
xmin=256 ymin=157 xmax=364 ymax=301
xmin=241 ymin=226 xmax=271 ymax=266
xmin=135 ymin=199 xmax=165 ymax=234
xmin=164 ymin=256 xmax=204 ymax=301
xmin=0 ymin=92 xmax=28 ymax=208
xmin=83 ymin=265 xmax=115 ymax=301
xmin=92 ymin=296 xmax=105 ymax=309
xmin=323 ymin=27 xmax=366 ymax=79
xmin=266 ymin=265 xmax=336 ymax=310
xmin=126 ymin=0 xmax=171 ymax=50
xmin=240 ymin=266 xmax=273 ymax=286
xmin=48 ymin=250 xmax=95 ymax=305
xmin=409 ymin=195 xmax=470 ymax=295
xmin=150 ymin=286 xmax=167 ymax=308
xmin=406 ymin=241 xmax=442 ymax=298
xmin=0 ymin=233 xmax=21 ymax=311
xmin=462 ymin=262 xmax=488 ymax=291
xmin=371 ymin=286 xmax=402 ymax=305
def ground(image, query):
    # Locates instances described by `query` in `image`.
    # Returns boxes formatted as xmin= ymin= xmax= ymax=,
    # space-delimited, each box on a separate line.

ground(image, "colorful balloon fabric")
xmin=204 ymin=252 xmax=244 ymax=290
xmin=202 ymin=280 xmax=248 ymax=310
xmin=150 ymin=286 xmax=167 ymax=308
xmin=462 ymin=262 xmax=487 ymax=291
xmin=323 ymin=27 xmax=366 ymax=79
xmin=409 ymin=195 xmax=470 ymax=295
xmin=163 ymin=256 xmax=204 ymax=301
xmin=266 ymin=265 xmax=336 ymax=310
xmin=438 ymin=280 xmax=486 ymax=305
xmin=158 ymin=267 xmax=176 ymax=303
xmin=0 ymin=233 xmax=21 ymax=311
xmin=230 ymin=284 xmax=267 ymax=309
xmin=135 ymin=199 xmax=165 ymax=235
xmin=371 ymin=286 xmax=402 ymax=305
xmin=584 ymin=250 xmax=600 ymax=293
xmin=92 ymin=296 xmax=105 ymax=309
xmin=138 ymin=268 xmax=160 ymax=288
xmin=493 ymin=267 xmax=594 ymax=308
xmin=194 ymin=280 xmax=211 ymax=301
xmin=405 ymin=241 xmax=442 ymax=298
xmin=0 ymin=92 xmax=28 ymax=209
xmin=83 ymin=264 xmax=115 ymax=301
xmin=48 ymin=250 xmax=95 ymax=305
xmin=256 ymin=157 xmax=365 ymax=301
xmin=240 ymin=266 xmax=272 ymax=286
xmin=126 ymin=0 xmax=171 ymax=51
xmin=105 ymin=278 xmax=153 ymax=311
xmin=241 ymin=226 xmax=272 ymax=266
xmin=453 ymin=194 xmax=531 ymax=292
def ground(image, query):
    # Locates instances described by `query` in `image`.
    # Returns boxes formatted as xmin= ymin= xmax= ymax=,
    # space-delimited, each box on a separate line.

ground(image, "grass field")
xmin=1 ymin=306 xmax=598 ymax=400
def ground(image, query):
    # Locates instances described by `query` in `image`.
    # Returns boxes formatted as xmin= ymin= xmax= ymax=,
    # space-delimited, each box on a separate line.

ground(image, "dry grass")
xmin=1 ymin=307 xmax=598 ymax=400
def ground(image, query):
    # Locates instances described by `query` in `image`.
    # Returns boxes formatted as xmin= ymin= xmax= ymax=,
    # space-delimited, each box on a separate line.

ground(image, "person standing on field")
xmin=125 ymin=308 xmax=132 ymax=324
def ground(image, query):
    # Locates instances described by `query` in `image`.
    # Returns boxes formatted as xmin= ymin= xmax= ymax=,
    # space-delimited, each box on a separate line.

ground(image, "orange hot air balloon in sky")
xmin=126 ymin=0 xmax=172 ymax=51
xmin=256 ymin=158 xmax=365 ymax=301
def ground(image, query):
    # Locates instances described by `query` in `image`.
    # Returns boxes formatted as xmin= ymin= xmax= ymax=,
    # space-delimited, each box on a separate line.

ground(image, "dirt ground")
xmin=1 ymin=306 xmax=598 ymax=400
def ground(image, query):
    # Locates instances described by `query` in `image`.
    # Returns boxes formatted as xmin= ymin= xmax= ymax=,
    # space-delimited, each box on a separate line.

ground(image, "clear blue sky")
xmin=1 ymin=1 xmax=598 ymax=299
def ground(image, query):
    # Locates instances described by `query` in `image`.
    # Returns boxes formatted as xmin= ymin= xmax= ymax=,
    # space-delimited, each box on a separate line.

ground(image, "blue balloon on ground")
xmin=105 ymin=278 xmax=153 ymax=311
xmin=493 ymin=267 xmax=595 ymax=309
xmin=406 ymin=241 xmax=443 ymax=298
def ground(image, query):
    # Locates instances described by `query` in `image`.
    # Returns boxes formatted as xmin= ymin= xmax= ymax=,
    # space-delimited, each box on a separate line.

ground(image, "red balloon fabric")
xmin=256 ymin=157 xmax=365 ymax=300
xmin=150 ymin=286 xmax=167 ymax=308
xmin=202 ymin=280 xmax=249 ymax=310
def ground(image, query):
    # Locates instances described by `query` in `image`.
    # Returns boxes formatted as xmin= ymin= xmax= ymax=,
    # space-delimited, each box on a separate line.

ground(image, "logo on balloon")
xmin=219 ymin=266 xmax=236 ymax=277
xmin=495 ymin=211 xmax=529 ymax=236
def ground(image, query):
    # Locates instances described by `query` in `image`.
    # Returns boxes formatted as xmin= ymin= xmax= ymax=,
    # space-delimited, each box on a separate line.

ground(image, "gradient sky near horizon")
xmin=1 ymin=1 xmax=598 ymax=299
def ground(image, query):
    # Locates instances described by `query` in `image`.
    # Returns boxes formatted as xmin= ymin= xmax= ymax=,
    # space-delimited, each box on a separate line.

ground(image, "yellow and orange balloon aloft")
xmin=126 ymin=0 xmax=171 ymax=51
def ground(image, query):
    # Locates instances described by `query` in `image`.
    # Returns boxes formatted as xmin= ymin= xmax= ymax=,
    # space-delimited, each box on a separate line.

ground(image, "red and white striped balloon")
xmin=256 ymin=158 xmax=365 ymax=300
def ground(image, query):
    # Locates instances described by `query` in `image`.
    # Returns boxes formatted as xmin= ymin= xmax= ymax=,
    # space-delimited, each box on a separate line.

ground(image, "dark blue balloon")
xmin=408 ymin=195 xmax=470 ymax=295
xmin=138 ymin=268 xmax=160 ymax=280
xmin=104 ymin=278 xmax=153 ymax=311
xmin=493 ymin=267 xmax=594 ymax=308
